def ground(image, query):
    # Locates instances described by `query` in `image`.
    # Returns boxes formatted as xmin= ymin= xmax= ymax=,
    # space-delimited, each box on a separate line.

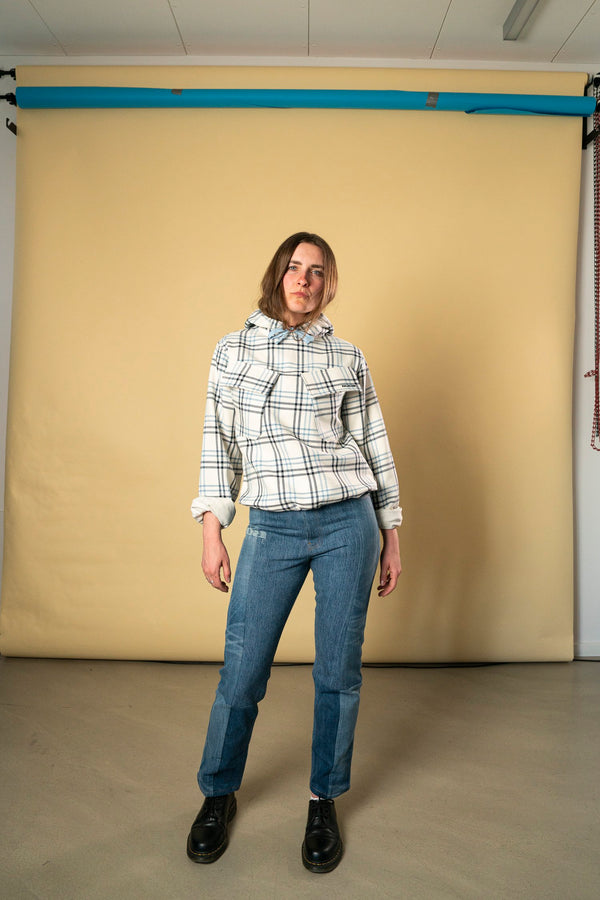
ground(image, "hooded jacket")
xmin=191 ymin=310 xmax=402 ymax=530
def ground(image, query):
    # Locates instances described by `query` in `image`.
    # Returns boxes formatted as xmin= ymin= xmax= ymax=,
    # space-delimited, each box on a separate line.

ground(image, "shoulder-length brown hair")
xmin=258 ymin=232 xmax=338 ymax=326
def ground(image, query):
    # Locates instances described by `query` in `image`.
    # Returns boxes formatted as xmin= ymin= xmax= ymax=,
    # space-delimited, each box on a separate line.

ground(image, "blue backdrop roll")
xmin=15 ymin=86 xmax=596 ymax=117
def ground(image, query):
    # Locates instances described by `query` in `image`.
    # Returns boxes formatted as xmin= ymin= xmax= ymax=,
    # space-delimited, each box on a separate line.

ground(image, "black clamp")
xmin=583 ymin=74 xmax=600 ymax=149
xmin=1 ymin=67 xmax=17 ymax=135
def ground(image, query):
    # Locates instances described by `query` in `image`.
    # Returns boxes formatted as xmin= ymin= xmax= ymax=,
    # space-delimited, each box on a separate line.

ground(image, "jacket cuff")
xmin=190 ymin=497 xmax=236 ymax=529
xmin=375 ymin=506 xmax=403 ymax=530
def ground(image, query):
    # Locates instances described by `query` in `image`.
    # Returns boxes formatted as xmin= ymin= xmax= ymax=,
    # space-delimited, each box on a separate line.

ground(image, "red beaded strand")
xmin=584 ymin=82 xmax=600 ymax=450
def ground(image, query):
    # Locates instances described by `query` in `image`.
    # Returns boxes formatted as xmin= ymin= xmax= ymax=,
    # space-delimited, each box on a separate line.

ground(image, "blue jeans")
xmin=197 ymin=494 xmax=380 ymax=800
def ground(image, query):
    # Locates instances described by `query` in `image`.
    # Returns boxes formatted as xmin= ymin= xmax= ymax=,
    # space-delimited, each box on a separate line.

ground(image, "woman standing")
xmin=188 ymin=232 xmax=402 ymax=873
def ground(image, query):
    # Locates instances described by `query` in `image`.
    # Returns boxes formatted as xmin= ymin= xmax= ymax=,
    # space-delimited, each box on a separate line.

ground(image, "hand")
xmin=202 ymin=512 xmax=231 ymax=593
xmin=378 ymin=529 xmax=402 ymax=598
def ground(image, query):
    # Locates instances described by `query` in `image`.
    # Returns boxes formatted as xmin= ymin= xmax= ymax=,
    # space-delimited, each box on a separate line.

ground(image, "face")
xmin=281 ymin=242 xmax=325 ymax=326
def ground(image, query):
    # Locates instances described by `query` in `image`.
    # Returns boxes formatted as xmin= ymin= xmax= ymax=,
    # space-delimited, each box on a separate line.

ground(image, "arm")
xmin=201 ymin=511 xmax=231 ymax=593
xmin=343 ymin=356 xmax=402 ymax=529
xmin=378 ymin=527 xmax=402 ymax=597
xmin=343 ymin=354 xmax=403 ymax=595
xmin=357 ymin=361 xmax=402 ymax=528
xmin=191 ymin=340 xmax=243 ymax=528
xmin=191 ymin=341 xmax=242 ymax=592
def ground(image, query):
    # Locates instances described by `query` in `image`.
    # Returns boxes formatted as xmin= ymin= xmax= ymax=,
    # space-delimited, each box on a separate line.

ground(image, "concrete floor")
xmin=0 ymin=657 xmax=598 ymax=899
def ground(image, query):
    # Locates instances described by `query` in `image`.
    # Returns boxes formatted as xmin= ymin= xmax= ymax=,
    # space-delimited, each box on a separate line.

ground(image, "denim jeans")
xmin=197 ymin=494 xmax=380 ymax=800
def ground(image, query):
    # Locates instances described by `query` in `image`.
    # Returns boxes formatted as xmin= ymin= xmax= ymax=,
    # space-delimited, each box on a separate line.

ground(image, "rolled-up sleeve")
xmin=190 ymin=341 xmax=243 ymax=529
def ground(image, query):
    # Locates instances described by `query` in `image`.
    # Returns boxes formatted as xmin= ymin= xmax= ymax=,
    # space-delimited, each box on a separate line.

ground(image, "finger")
xmin=207 ymin=575 xmax=228 ymax=593
xmin=378 ymin=569 xmax=400 ymax=597
xmin=205 ymin=572 xmax=222 ymax=590
xmin=223 ymin=559 xmax=231 ymax=584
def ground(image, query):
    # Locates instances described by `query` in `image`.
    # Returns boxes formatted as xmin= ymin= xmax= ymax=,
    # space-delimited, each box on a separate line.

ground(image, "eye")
xmin=287 ymin=264 xmax=298 ymax=271
xmin=311 ymin=269 xmax=324 ymax=278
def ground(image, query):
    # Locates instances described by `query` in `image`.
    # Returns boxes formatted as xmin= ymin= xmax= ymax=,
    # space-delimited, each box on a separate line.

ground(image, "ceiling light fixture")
xmin=503 ymin=0 xmax=544 ymax=41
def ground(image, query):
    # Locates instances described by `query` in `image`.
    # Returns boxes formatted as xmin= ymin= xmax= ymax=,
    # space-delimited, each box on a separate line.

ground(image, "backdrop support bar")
xmin=15 ymin=86 xmax=596 ymax=118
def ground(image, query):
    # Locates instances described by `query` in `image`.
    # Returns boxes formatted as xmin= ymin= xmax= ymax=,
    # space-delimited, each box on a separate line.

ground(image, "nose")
xmin=297 ymin=271 xmax=308 ymax=286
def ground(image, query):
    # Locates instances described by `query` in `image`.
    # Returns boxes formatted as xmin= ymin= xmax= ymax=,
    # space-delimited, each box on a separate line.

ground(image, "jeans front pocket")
xmin=222 ymin=361 xmax=279 ymax=439
xmin=301 ymin=366 xmax=361 ymax=443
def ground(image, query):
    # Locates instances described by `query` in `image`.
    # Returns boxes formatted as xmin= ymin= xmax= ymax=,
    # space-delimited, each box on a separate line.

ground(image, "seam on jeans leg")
xmin=225 ymin=527 xmax=264 ymax=706
xmin=310 ymin=504 xmax=378 ymax=796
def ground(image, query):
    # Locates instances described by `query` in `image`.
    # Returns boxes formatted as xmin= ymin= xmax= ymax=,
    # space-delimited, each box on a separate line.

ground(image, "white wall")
xmin=0 ymin=82 xmax=16 ymax=580
xmin=574 ymin=142 xmax=600 ymax=658
xmin=0 ymin=55 xmax=599 ymax=657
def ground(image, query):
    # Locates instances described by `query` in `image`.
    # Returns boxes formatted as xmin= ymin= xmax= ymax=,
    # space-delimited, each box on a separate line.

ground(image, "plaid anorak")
xmin=191 ymin=311 xmax=402 ymax=530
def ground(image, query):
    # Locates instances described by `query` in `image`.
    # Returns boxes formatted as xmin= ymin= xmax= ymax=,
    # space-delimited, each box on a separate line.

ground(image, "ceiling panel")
xmin=309 ymin=0 xmax=451 ymax=58
xmin=28 ymin=0 xmax=185 ymax=56
xmin=170 ymin=0 xmax=308 ymax=56
xmin=434 ymin=0 xmax=595 ymax=62
xmin=0 ymin=0 xmax=598 ymax=64
xmin=0 ymin=0 xmax=63 ymax=55
xmin=555 ymin=0 xmax=600 ymax=64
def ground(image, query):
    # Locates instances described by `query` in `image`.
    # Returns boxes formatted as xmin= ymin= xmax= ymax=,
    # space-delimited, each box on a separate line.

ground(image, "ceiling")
xmin=0 ymin=0 xmax=599 ymax=67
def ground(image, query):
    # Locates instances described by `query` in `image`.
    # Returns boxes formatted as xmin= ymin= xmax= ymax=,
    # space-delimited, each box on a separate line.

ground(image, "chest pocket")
xmin=301 ymin=366 xmax=361 ymax=443
xmin=222 ymin=361 xmax=279 ymax=439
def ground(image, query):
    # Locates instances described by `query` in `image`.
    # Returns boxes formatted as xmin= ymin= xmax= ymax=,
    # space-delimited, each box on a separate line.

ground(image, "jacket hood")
xmin=244 ymin=309 xmax=334 ymax=341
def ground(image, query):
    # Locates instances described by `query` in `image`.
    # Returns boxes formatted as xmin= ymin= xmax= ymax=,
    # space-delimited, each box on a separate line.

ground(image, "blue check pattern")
xmin=191 ymin=311 xmax=402 ymax=530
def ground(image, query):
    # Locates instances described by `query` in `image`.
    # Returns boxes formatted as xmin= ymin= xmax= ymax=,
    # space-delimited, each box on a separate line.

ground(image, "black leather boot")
xmin=302 ymin=798 xmax=343 ymax=873
xmin=186 ymin=793 xmax=237 ymax=864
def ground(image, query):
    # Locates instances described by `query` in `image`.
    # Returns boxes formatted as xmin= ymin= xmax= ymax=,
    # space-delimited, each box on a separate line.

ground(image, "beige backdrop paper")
xmin=0 ymin=66 xmax=583 ymax=661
